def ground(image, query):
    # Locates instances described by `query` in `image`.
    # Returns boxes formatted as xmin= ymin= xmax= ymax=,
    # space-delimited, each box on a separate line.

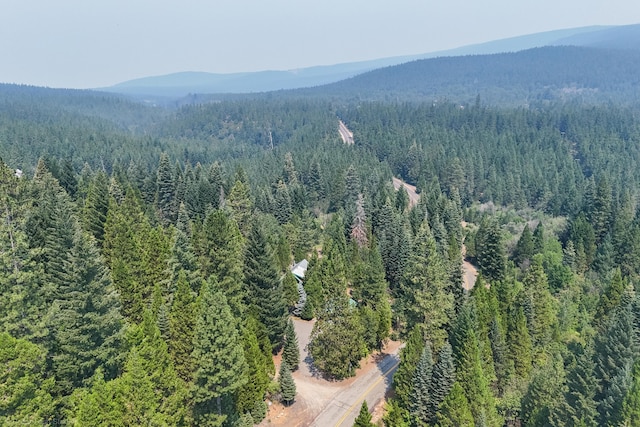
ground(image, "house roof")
xmin=291 ymin=259 xmax=308 ymax=280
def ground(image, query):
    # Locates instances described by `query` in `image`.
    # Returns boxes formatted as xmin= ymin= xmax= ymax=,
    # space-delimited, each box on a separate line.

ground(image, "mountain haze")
xmin=99 ymin=24 xmax=637 ymax=98
xmin=301 ymin=45 xmax=640 ymax=106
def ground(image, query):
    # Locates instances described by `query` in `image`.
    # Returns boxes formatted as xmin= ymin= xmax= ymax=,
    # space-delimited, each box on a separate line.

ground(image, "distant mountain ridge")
xmin=302 ymin=45 xmax=640 ymax=106
xmin=99 ymin=24 xmax=638 ymax=98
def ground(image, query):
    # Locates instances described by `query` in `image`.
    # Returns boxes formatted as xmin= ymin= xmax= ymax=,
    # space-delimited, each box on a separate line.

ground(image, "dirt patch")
xmin=261 ymin=318 xmax=402 ymax=426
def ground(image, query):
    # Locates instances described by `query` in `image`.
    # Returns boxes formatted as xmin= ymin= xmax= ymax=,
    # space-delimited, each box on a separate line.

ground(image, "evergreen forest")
xmin=3 ymin=65 xmax=640 ymax=427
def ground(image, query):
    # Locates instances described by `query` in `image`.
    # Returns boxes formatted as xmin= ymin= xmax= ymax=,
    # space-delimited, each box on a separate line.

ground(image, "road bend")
xmin=309 ymin=352 xmax=400 ymax=427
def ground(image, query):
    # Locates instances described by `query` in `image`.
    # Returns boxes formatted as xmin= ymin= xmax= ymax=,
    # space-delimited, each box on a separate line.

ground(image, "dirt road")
xmin=261 ymin=318 xmax=401 ymax=427
xmin=338 ymin=120 xmax=354 ymax=145
xmin=391 ymin=177 xmax=419 ymax=208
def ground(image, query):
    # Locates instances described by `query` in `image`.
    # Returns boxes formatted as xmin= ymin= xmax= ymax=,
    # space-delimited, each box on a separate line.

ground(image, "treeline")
xmin=340 ymin=102 xmax=640 ymax=216
xmin=306 ymin=46 xmax=640 ymax=106
xmin=2 ymin=88 xmax=640 ymax=426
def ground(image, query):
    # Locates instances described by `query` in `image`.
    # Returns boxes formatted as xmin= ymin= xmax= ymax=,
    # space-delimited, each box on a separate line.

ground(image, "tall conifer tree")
xmin=191 ymin=279 xmax=247 ymax=426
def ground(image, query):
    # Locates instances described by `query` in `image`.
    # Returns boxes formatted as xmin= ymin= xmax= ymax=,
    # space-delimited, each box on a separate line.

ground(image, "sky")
xmin=0 ymin=0 xmax=638 ymax=89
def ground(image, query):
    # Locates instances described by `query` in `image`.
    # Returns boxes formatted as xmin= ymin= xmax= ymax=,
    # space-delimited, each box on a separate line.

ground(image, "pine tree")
xmin=197 ymin=209 xmax=246 ymax=318
xmin=393 ymin=327 xmax=424 ymax=410
xmin=395 ymin=185 xmax=410 ymax=213
xmin=353 ymin=401 xmax=375 ymax=427
xmin=169 ymin=270 xmax=196 ymax=382
xmin=119 ymin=311 xmax=188 ymax=425
xmin=244 ymin=221 xmax=288 ymax=351
xmin=594 ymin=302 xmax=638 ymax=426
xmin=428 ymin=341 xmax=456 ymax=423
xmin=489 ymin=316 xmax=512 ymax=394
xmin=351 ymin=245 xmax=391 ymax=349
xmin=283 ymin=319 xmax=300 ymax=370
xmin=513 ymin=224 xmax=534 ymax=267
xmin=0 ymin=333 xmax=55 ymax=425
xmin=279 ymin=361 xmax=296 ymax=406
xmin=227 ymin=180 xmax=253 ymax=235
xmin=475 ymin=216 xmax=506 ymax=283
xmin=621 ymin=359 xmax=640 ymax=426
xmin=103 ymin=189 xmax=170 ymax=322
xmin=451 ymin=303 xmax=501 ymax=426
xmin=351 ymin=193 xmax=369 ymax=249
xmin=378 ymin=208 xmax=411 ymax=290
xmin=192 ymin=280 xmax=247 ymax=426
xmin=273 ymin=180 xmax=292 ymax=224
xmin=235 ymin=317 xmax=270 ymax=422
xmin=410 ymin=341 xmax=434 ymax=424
xmin=44 ymin=225 xmax=124 ymax=396
xmin=522 ymin=256 xmax=557 ymax=350
xmin=595 ymin=268 xmax=625 ymax=323
xmin=167 ymin=203 xmax=201 ymax=292
xmin=156 ymin=153 xmax=176 ymax=225
xmin=434 ymin=382 xmax=475 ymax=427
xmin=520 ymin=353 xmax=566 ymax=427
xmin=531 ymin=221 xmax=545 ymax=254
xmin=553 ymin=345 xmax=598 ymax=427
xmin=0 ymin=163 xmax=49 ymax=341
xmin=399 ymin=221 xmax=454 ymax=348
xmin=81 ymin=170 xmax=109 ymax=247
xmin=507 ymin=306 xmax=533 ymax=380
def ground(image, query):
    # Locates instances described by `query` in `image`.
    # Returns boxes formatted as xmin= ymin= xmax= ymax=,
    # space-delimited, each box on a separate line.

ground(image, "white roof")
xmin=291 ymin=259 xmax=308 ymax=280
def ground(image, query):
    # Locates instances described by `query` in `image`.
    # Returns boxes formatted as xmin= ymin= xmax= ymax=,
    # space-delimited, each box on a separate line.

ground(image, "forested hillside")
xmin=303 ymin=46 xmax=640 ymax=106
xmin=2 ymin=81 xmax=640 ymax=426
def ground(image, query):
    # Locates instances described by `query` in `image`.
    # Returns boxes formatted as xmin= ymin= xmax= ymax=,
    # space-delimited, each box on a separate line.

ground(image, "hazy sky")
xmin=0 ymin=0 xmax=638 ymax=88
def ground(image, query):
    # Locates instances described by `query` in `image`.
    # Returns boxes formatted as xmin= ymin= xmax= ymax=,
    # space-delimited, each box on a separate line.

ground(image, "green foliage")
xmin=621 ymin=359 xmax=640 ymax=426
xmin=70 ymin=312 xmax=188 ymax=426
xmin=169 ymin=270 xmax=196 ymax=382
xmin=352 ymin=245 xmax=391 ymax=349
xmin=383 ymin=398 xmax=410 ymax=427
xmin=553 ymin=344 xmax=598 ymax=427
xmin=353 ymin=401 xmax=375 ymax=427
xmin=522 ymin=256 xmax=557 ymax=351
xmin=235 ymin=317 xmax=270 ymax=422
xmin=399 ymin=221 xmax=453 ymax=347
xmin=428 ymin=341 xmax=456 ymax=423
xmin=191 ymin=280 xmax=248 ymax=426
xmin=44 ymin=225 xmax=124 ymax=396
xmin=595 ymin=268 xmax=625 ymax=323
xmin=393 ymin=327 xmax=424 ymax=410
xmin=278 ymin=361 xmax=296 ymax=405
xmin=410 ymin=341 xmax=434 ymax=425
xmin=282 ymin=271 xmax=299 ymax=308
xmin=520 ymin=353 xmax=566 ymax=427
xmin=0 ymin=333 xmax=55 ymax=425
xmin=513 ymin=224 xmax=534 ymax=267
xmin=507 ymin=306 xmax=533 ymax=380
xmin=244 ymin=221 xmax=288 ymax=352
xmin=451 ymin=303 xmax=502 ymax=427
xmin=227 ymin=180 xmax=253 ymax=235
xmin=475 ymin=216 xmax=506 ymax=283
xmin=594 ymin=302 xmax=638 ymax=426
xmin=81 ymin=170 xmax=109 ymax=247
xmin=196 ymin=208 xmax=246 ymax=318
xmin=282 ymin=319 xmax=300 ymax=371
xmin=308 ymin=309 xmax=367 ymax=379
xmin=434 ymin=382 xmax=475 ymax=427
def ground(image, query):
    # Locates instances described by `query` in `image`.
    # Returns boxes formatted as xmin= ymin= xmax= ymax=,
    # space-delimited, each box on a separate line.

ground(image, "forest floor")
xmin=261 ymin=318 xmax=402 ymax=427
